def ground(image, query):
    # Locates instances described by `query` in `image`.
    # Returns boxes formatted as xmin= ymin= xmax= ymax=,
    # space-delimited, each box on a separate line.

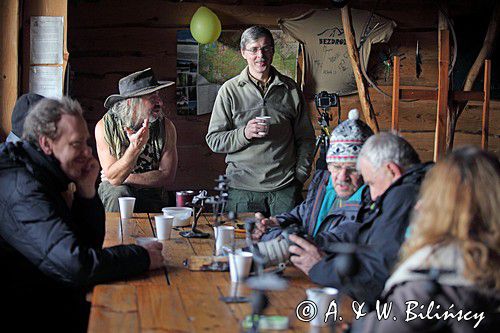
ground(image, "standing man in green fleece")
xmin=206 ymin=26 xmax=315 ymax=216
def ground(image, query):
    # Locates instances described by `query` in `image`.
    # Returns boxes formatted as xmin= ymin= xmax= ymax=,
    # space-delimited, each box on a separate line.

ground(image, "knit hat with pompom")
xmin=326 ymin=109 xmax=374 ymax=163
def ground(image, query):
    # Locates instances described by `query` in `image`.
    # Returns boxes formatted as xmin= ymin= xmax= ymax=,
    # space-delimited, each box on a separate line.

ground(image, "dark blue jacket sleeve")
xmin=308 ymin=184 xmax=417 ymax=308
xmin=261 ymin=170 xmax=328 ymax=242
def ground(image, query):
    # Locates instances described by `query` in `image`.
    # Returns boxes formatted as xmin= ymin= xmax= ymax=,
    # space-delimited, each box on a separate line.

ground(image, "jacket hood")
xmin=365 ymin=162 xmax=433 ymax=207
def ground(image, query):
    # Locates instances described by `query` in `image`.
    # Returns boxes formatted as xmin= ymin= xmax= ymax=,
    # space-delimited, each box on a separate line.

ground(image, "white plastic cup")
xmin=118 ymin=197 xmax=136 ymax=219
xmin=135 ymin=237 xmax=158 ymax=246
xmin=255 ymin=116 xmax=271 ymax=136
xmin=213 ymin=226 xmax=235 ymax=256
xmin=155 ymin=215 xmax=174 ymax=240
xmin=306 ymin=287 xmax=339 ymax=326
xmin=229 ymin=252 xmax=253 ymax=282
xmin=229 ymin=281 xmax=245 ymax=297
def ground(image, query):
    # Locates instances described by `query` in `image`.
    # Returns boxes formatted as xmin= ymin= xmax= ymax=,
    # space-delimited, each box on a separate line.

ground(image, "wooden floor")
xmin=88 ymin=213 xmax=353 ymax=332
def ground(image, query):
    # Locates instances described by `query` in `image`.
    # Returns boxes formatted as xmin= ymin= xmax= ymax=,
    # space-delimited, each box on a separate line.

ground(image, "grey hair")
xmin=240 ymin=26 xmax=274 ymax=50
xmin=23 ymin=97 xmax=83 ymax=147
xmin=109 ymin=98 xmax=137 ymax=127
xmin=357 ymin=132 xmax=421 ymax=171
xmin=109 ymin=96 xmax=159 ymax=130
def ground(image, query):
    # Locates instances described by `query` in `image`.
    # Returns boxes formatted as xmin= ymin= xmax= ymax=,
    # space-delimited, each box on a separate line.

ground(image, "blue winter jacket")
xmin=262 ymin=169 xmax=363 ymax=241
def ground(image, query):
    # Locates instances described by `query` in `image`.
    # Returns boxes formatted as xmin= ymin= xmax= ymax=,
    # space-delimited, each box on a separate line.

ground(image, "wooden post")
xmin=434 ymin=22 xmax=450 ymax=161
xmin=482 ymin=59 xmax=491 ymax=150
xmin=391 ymin=56 xmax=401 ymax=131
xmin=341 ymin=5 xmax=379 ymax=133
xmin=0 ymin=0 xmax=19 ymax=140
xmin=21 ymin=0 xmax=68 ymax=94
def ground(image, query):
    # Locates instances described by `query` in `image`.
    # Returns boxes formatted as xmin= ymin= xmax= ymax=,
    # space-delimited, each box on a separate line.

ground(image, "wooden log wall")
xmin=68 ymin=0 xmax=499 ymax=191
xmin=0 ymin=0 xmax=19 ymax=140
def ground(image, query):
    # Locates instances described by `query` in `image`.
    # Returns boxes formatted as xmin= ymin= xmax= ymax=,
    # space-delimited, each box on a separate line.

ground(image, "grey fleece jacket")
xmin=206 ymin=67 xmax=315 ymax=191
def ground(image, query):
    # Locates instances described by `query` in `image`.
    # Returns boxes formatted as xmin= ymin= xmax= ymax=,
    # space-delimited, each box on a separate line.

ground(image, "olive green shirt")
xmin=206 ymin=67 xmax=315 ymax=192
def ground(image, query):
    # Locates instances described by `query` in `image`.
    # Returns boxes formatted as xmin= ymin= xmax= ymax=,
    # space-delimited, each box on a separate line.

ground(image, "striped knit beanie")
xmin=326 ymin=109 xmax=374 ymax=163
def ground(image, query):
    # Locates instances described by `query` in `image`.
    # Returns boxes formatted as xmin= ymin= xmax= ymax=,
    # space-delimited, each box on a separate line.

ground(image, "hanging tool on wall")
xmin=416 ymin=40 xmax=423 ymax=78
xmin=379 ymin=48 xmax=405 ymax=82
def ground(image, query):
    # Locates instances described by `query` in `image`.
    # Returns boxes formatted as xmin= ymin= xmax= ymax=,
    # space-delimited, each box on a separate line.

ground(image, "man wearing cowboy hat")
xmin=95 ymin=68 xmax=178 ymax=212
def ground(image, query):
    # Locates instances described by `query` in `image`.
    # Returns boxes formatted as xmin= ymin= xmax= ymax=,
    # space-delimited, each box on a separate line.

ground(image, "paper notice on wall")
xmin=197 ymin=76 xmax=221 ymax=115
xmin=30 ymin=16 xmax=64 ymax=64
xmin=29 ymin=66 xmax=63 ymax=99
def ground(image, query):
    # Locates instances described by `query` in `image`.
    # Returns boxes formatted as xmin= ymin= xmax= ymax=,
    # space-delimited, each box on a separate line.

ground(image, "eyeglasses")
xmin=330 ymin=164 xmax=360 ymax=176
xmin=243 ymin=45 xmax=274 ymax=54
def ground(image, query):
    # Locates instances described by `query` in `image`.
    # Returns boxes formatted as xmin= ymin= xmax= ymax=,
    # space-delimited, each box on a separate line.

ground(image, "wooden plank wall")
xmin=67 ymin=0 xmax=498 ymax=191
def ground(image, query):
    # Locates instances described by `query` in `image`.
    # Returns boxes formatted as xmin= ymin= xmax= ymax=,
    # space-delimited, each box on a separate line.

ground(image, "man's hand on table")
xmin=289 ymin=234 xmax=325 ymax=275
xmin=252 ymin=212 xmax=279 ymax=241
xmin=141 ymin=241 xmax=164 ymax=270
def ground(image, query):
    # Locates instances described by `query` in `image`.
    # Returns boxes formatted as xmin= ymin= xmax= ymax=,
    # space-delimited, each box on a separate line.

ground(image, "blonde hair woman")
xmin=357 ymin=146 xmax=500 ymax=333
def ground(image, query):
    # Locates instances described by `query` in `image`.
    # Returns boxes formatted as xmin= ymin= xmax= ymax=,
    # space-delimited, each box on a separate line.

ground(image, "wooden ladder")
xmin=391 ymin=56 xmax=491 ymax=161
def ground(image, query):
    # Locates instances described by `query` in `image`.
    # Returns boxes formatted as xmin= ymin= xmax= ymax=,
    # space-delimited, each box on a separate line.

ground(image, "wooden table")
xmin=88 ymin=213 xmax=354 ymax=332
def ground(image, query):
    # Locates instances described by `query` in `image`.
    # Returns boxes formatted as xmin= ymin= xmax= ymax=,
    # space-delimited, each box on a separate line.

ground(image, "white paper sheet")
xmin=197 ymin=82 xmax=221 ymax=115
xmin=30 ymin=16 xmax=64 ymax=64
xmin=29 ymin=66 xmax=63 ymax=99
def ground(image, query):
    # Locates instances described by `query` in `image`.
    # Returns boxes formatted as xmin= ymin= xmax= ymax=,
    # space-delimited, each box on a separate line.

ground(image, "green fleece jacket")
xmin=206 ymin=67 xmax=315 ymax=191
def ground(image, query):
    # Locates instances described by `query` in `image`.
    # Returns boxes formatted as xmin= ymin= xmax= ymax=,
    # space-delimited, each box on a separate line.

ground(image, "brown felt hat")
xmin=104 ymin=68 xmax=174 ymax=108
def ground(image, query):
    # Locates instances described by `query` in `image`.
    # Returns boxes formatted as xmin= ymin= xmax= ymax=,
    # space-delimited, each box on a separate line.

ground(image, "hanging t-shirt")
xmin=279 ymin=8 xmax=396 ymax=96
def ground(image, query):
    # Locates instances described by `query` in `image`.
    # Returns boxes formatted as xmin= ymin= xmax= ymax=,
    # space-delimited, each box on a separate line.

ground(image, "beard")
xmin=128 ymin=106 xmax=164 ymax=130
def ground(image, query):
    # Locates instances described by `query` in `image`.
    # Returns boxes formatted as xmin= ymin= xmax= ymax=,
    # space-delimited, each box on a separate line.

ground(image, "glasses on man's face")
xmin=243 ymin=45 xmax=274 ymax=54
xmin=330 ymin=164 xmax=360 ymax=176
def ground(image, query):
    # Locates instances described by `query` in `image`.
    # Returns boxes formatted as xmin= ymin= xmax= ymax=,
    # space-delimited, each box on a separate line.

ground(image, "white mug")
xmin=305 ymin=287 xmax=339 ymax=327
xmin=213 ymin=226 xmax=234 ymax=256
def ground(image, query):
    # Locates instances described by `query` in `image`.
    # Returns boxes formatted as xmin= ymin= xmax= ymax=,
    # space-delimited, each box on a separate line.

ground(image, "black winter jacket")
xmin=309 ymin=163 xmax=432 ymax=308
xmin=0 ymin=142 xmax=150 ymax=331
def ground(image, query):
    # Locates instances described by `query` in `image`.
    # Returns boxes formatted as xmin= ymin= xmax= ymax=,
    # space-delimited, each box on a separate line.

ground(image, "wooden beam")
xmin=341 ymin=5 xmax=379 ymax=133
xmin=0 ymin=0 xmax=19 ymax=140
xmin=450 ymin=91 xmax=484 ymax=102
xmin=400 ymin=89 xmax=437 ymax=100
xmin=391 ymin=56 xmax=400 ymax=131
xmin=434 ymin=26 xmax=450 ymax=161
xmin=398 ymin=90 xmax=484 ymax=102
xmin=482 ymin=59 xmax=491 ymax=150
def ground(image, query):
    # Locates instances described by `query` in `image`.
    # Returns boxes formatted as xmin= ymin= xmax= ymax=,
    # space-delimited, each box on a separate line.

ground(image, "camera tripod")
xmin=312 ymin=93 xmax=343 ymax=169
xmin=312 ymin=108 xmax=331 ymax=165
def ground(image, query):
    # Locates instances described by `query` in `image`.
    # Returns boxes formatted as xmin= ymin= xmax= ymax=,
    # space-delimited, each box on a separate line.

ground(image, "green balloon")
xmin=190 ymin=6 xmax=221 ymax=44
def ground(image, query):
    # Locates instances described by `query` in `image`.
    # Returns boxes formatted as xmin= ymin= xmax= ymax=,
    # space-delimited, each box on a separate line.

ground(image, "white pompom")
xmin=348 ymin=108 xmax=359 ymax=120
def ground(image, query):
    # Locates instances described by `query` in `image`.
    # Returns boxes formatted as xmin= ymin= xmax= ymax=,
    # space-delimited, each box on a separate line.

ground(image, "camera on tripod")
xmin=314 ymin=91 xmax=339 ymax=109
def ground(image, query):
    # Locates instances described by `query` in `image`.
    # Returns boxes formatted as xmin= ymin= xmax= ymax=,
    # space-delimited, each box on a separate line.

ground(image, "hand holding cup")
xmin=244 ymin=116 xmax=271 ymax=139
